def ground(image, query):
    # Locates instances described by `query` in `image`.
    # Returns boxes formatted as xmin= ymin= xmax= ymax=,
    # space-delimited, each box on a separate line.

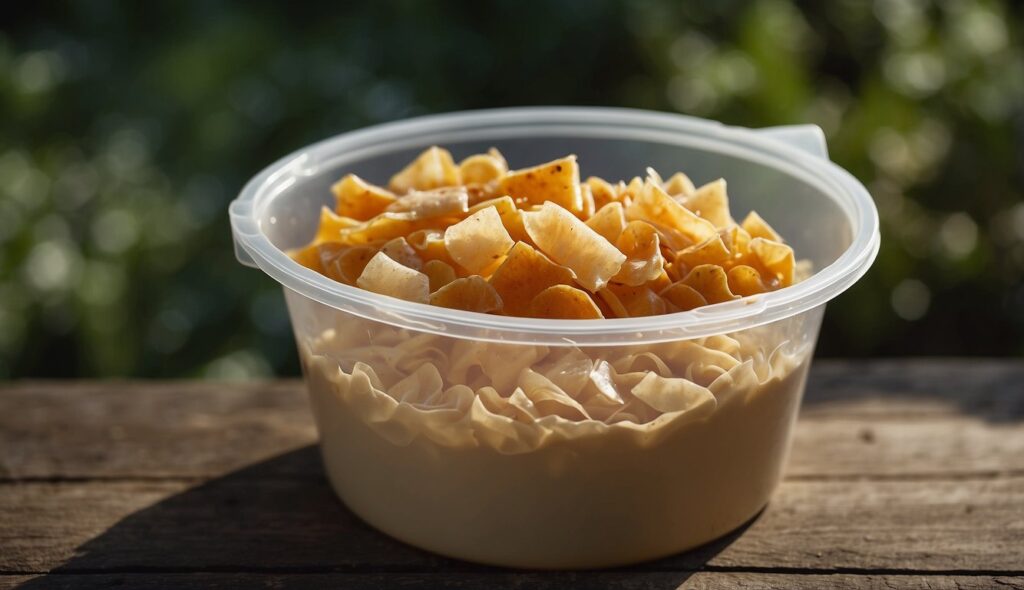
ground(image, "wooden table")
xmin=1 ymin=360 xmax=1022 ymax=589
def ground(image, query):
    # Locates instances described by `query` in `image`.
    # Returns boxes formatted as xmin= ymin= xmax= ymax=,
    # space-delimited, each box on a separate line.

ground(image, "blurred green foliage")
xmin=2 ymin=0 xmax=1022 ymax=379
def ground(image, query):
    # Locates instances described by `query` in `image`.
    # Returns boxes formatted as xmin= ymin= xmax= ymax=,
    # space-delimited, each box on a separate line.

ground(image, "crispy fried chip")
xmin=459 ymin=151 xmax=507 ymax=185
xmin=290 ymin=243 xmax=324 ymax=272
xmin=741 ymin=210 xmax=783 ymax=242
xmin=331 ymin=174 xmax=398 ymax=221
xmin=680 ymin=179 xmax=733 ymax=228
xmin=356 ymin=251 xmax=430 ymax=303
xmin=321 ymin=244 xmax=377 ymax=285
xmin=379 ymin=237 xmax=423 ymax=270
xmin=727 ymin=264 xmax=768 ymax=297
xmin=681 ymin=264 xmax=736 ymax=304
xmin=528 ymin=284 xmax=604 ymax=319
xmin=488 ymin=242 xmax=576 ymax=316
xmin=586 ymin=176 xmax=618 ymax=209
xmin=663 ymin=171 xmax=696 ymax=197
xmin=313 ymin=206 xmax=362 ymax=245
xmin=388 ymin=146 xmax=460 ymax=193
xmin=585 ymin=201 xmax=626 ymax=243
xmin=675 ymin=235 xmax=730 ymax=271
xmin=627 ymin=179 xmax=718 ymax=245
xmin=467 ymin=195 xmax=529 ymax=243
xmin=405 ymin=229 xmax=454 ymax=265
xmin=444 ymin=206 xmax=515 ymax=274
xmin=522 ymin=202 xmax=626 ymax=292
xmin=750 ymin=237 xmax=795 ymax=287
xmin=338 ymin=214 xmax=451 ymax=246
xmin=579 ymin=182 xmax=596 ymax=220
xmin=499 ymin=155 xmax=583 ymax=213
xmin=600 ymin=283 xmax=666 ymax=317
xmin=660 ymin=282 xmax=708 ymax=311
xmin=613 ymin=221 xmax=664 ymax=286
xmin=423 ymin=259 xmax=457 ymax=292
xmin=385 ymin=187 xmax=469 ymax=220
xmin=429 ymin=276 xmax=503 ymax=313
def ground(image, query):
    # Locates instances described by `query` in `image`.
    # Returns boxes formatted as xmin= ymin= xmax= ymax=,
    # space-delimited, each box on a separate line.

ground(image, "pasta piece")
xmin=631 ymin=373 xmax=716 ymax=415
xmin=321 ymin=244 xmax=377 ymax=285
xmin=521 ymin=202 xmax=626 ymax=292
xmin=727 ymin=265 xmax=768 ymax=297
xmin=379 ymin=237 xmax=423 ymax=270
xmin=459 ymin=151 xmax=507 ymax=185
xmin=750 ymin=237 xmax=795 ymax=287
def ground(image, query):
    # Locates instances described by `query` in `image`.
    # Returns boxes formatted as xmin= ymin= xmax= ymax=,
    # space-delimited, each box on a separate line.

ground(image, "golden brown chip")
xmin=579 ymin=183 xmax=596 ymax=220
xmin=613 ymin=221 xmax=664 ymax=287
xmin=423 ymin=259 xmax=457 ymax=292
xmin=586 ymin=176 xmax=618 ymax=209
xmin=585 ymin=201 xmax=627 ymax=244
xmin=331 ymin=174 xmax=398 ymax=221
xmin=618 ymin=176 xmax=644 ymax=206
xmin=660 ymin=282 xmax=708 ymax=311
xmin=467 ymin=195 xmax=530 ymax=243
xmin=498 ymin=155 xmax=583 ymax=214
xmin=321 ymin=244 xmax=377 ymax=285
xmin=459 ymin=152 xmax=508 ymax=185
xmin=648 ymin=269 xmax=673 ymax=293
xmin=405 ymin=229 xmax=455 ymax=265
xmin=681 ymin=264 xmax=736 ymax=304
xmin=379 ymin=237 xmax=423 ymax=270
xmin=680 ymin=179 xmax=733 ymax=228
xmin=741 ymin=210 xmax=783 ymax=242
xmin=429 ymin=276 xmax=503 ymax=313
xmin=356 ymin=251 xmax=430 ymax=303
xmin=600 ymin=283 xmax=667 ymax=317
xmin=444 ymin=206 xmax=515 ymax=274
xmin=675 ymin=235 xmax=730 ymax=270
xmin=727 ymin=264 xmax=768 ymax=297
xmin=663 ymin=171 xmax=696 ymax=197
xmin=289 ymin=243 xmax=324 ymax=272
xmin=626 ymin=179 xmax=718 ymax=245
xmin=521 ymin=202 xmax=626 ymax=292
xmin=488 ymin=241 xmax=576 ymax=316
xmin=720 ymin=224 xmax=752 ymax=259
xmin=338 ymin=214 xmax=452 ymax=246
xmin=385 ymin=187 xmax=469 ymax=220
xmin=313 ymin=206 xmax=362 ymax=245
xmin=750 ymin=237 xmax=795 ymax=287
xmin=528 ymin=284 xmax=604 ymax=319
xmin=388 ymin=146 xmax=461 ymax=193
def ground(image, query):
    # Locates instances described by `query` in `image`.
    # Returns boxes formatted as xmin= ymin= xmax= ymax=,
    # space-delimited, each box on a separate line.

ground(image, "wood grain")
xmin=1 ymin=473 xmax=1021 ymax=573
xmin=2 ymin=573 xmax=1022 ymax=590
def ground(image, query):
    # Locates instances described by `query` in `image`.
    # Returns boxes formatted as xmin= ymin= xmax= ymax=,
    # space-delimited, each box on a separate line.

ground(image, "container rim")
xmin=230 ymin=107 xmax=880 ymax=346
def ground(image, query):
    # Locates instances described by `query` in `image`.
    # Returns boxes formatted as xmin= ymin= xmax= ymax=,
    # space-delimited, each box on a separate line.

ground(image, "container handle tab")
xmin=752 ymin=124 xmax=829 ymax=160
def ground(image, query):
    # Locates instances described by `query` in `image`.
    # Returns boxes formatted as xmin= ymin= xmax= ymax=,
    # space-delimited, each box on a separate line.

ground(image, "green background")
xmin=3 ymin=0 xmax=1023 ymax=379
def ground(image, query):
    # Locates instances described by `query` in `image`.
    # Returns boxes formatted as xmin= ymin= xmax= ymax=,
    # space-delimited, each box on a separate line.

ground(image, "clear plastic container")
xmin=229 ymin=107 xmax=879 ymax=569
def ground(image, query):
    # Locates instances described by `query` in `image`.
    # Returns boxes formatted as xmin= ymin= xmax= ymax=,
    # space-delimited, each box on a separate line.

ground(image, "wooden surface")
xmin=1 ymin=359 xmax=1022 ymax=589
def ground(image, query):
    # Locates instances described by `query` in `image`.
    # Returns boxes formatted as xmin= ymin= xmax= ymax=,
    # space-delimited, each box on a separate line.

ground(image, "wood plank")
xmin=2 ymin=573 xmax=1022 ymax=590
xmin=2 ymin=474 xmax=1022 ymax=574
xmin=2 ymin=360 xmax=1023 ymax=480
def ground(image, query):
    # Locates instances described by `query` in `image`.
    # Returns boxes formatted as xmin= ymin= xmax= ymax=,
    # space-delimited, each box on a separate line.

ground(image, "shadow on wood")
xmin=13 ymin=445 xmax=756 ymax=589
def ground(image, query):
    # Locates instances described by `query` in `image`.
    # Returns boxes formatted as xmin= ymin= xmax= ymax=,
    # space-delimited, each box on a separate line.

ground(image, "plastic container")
xmin=229 ymin=107 xmax=879 ymax=569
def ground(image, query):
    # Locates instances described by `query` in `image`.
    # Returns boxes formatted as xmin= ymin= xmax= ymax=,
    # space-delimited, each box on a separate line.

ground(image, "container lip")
xmin=231 ymin=106 xmax=880 ymax=345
